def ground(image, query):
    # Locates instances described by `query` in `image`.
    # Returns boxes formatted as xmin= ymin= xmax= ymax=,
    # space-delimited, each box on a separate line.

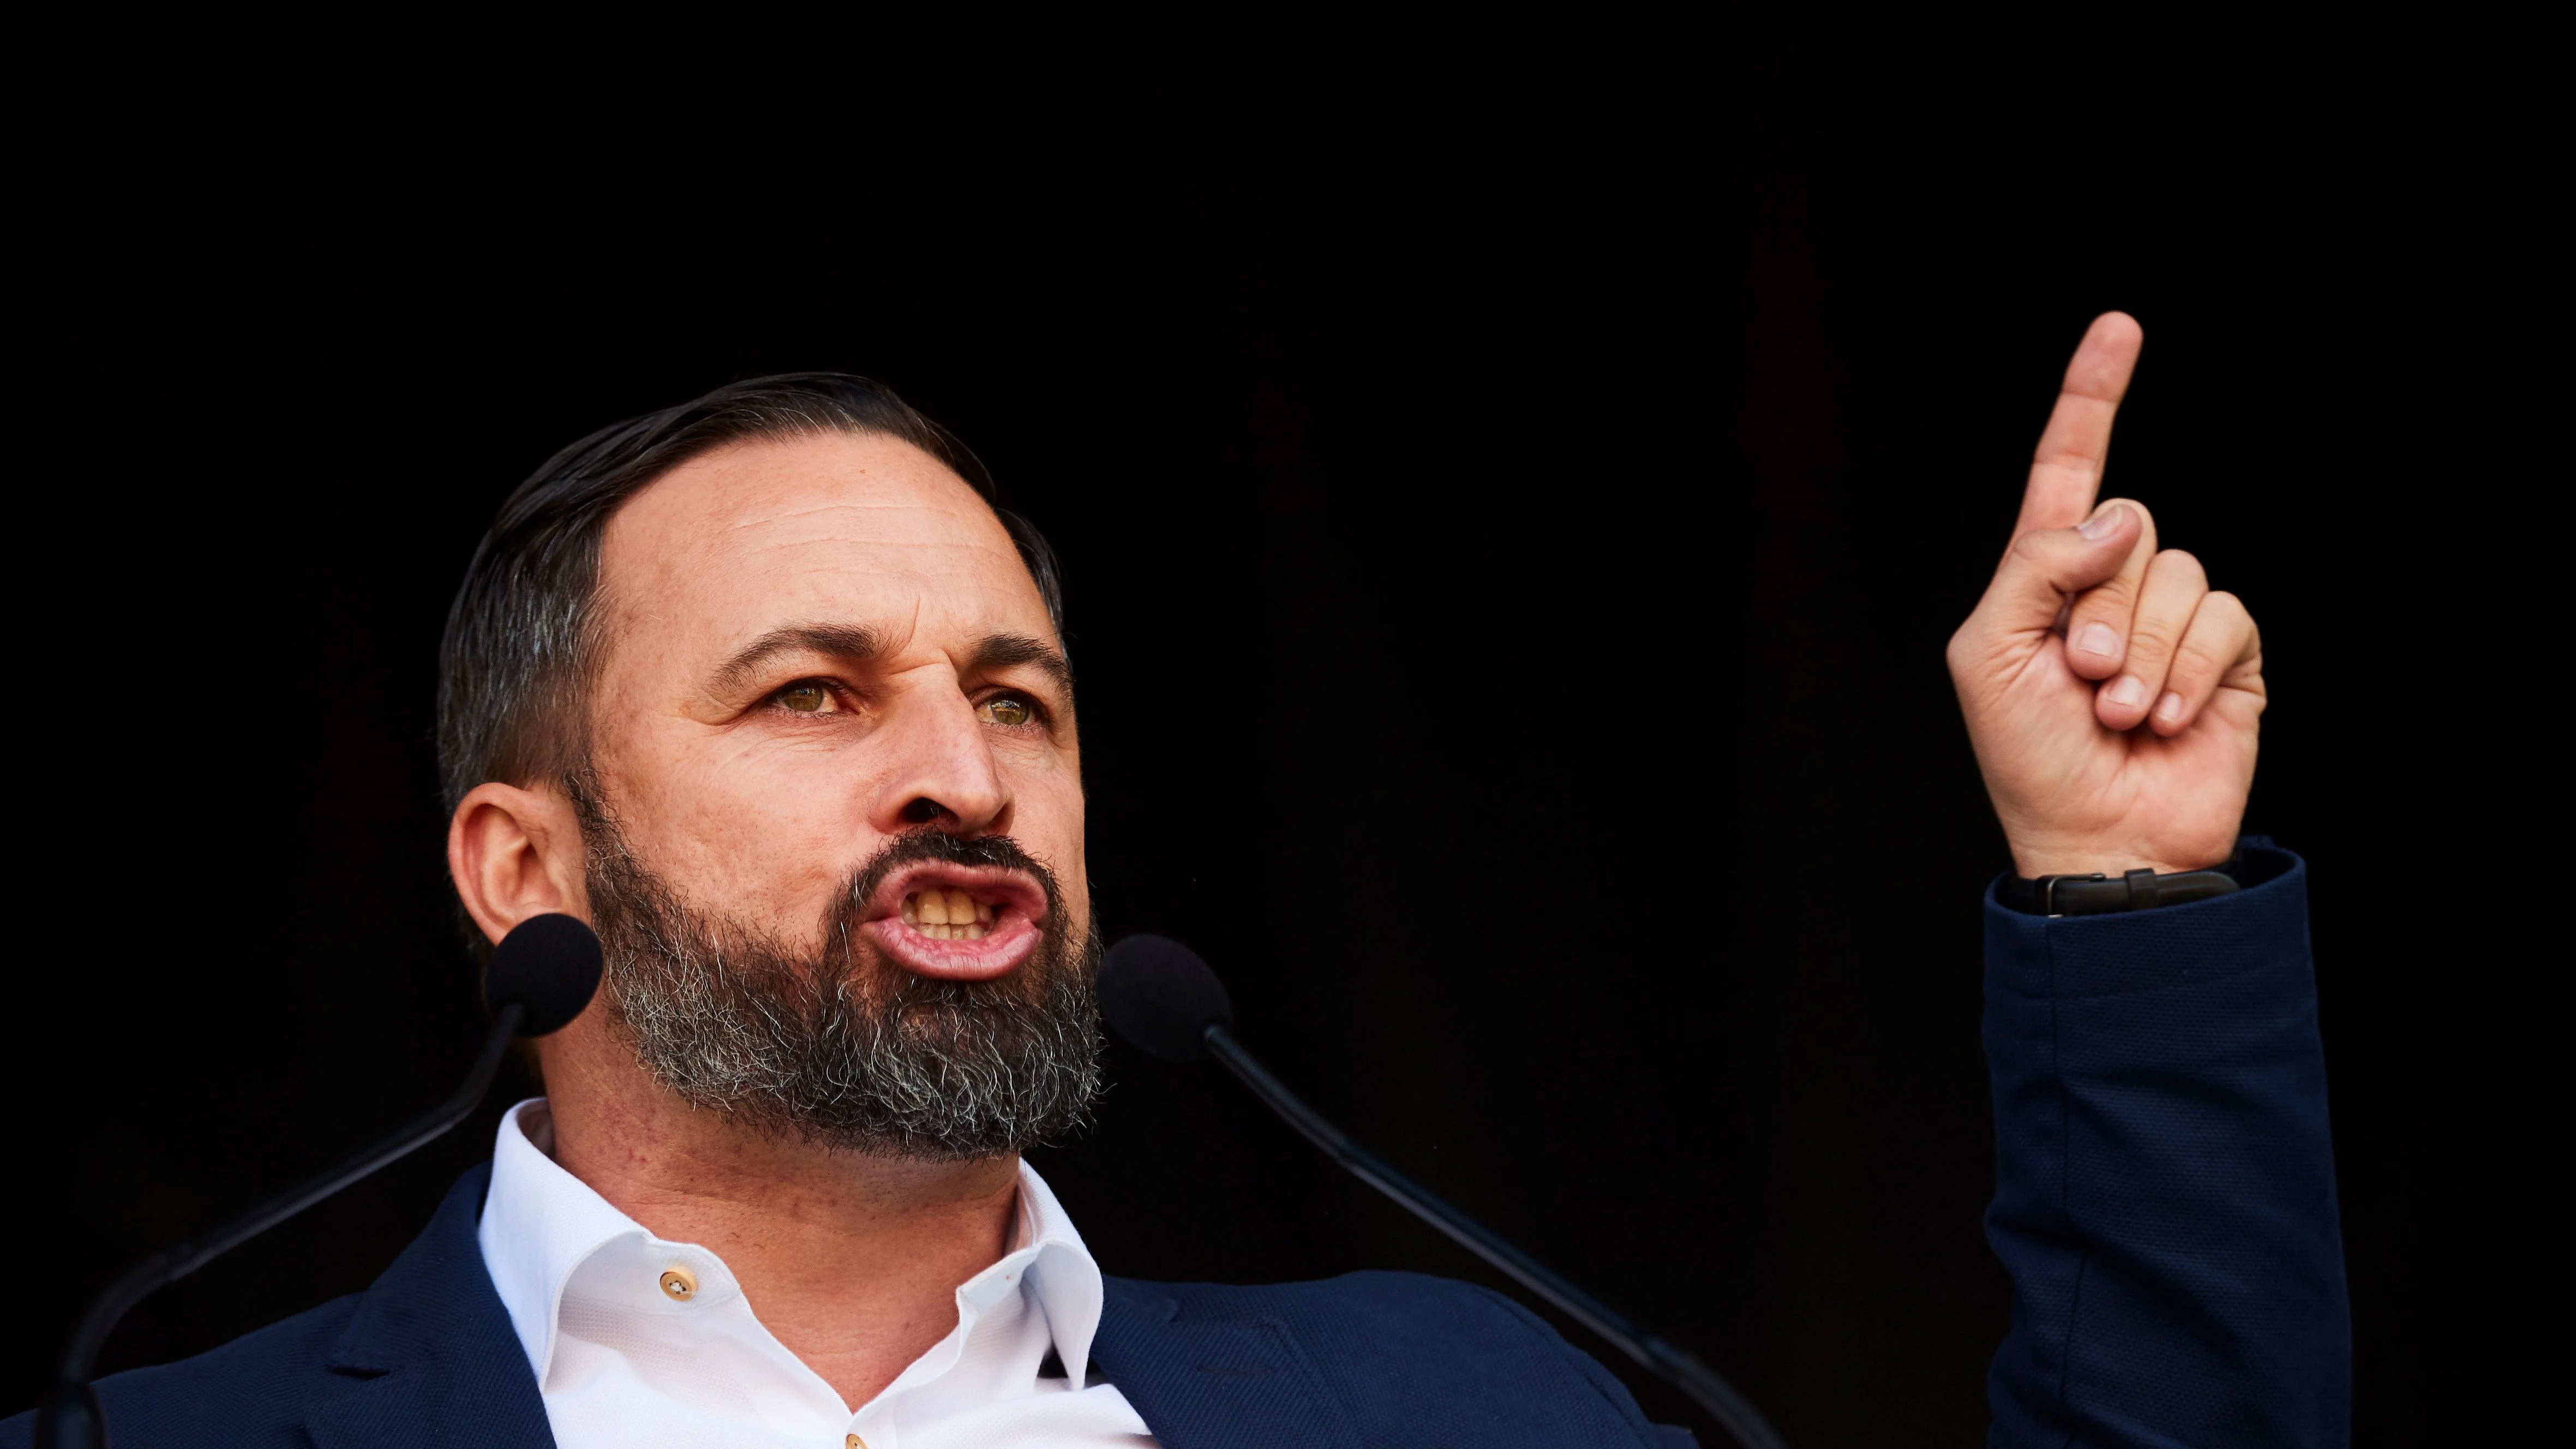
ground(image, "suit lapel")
xmin=293 ymin=1175 xmax=1372 ymax=1448
xmin=303 ymin=1164 xmax=554 ymax=1449
xmin=1091 ymin=1278 xmax=1361 ymax=1449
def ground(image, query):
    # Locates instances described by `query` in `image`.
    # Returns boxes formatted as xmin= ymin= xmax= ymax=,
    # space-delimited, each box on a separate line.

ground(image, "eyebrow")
xmin=965 ymin=631 xmax=1077 ymax=699
xmin=704 ymin=622 xmax=1074 ymax=700
xmin=706 ymin=622 xmax=889 ymax=698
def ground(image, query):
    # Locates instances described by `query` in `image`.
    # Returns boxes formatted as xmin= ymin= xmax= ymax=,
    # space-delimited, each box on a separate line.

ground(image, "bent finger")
xmin=2062 ymin=498 xmax=2160 ymax=681
xmin=2149 ymin=589 xmax=2260 ymax=735
xmin=2093 ymin=547 xmax=2204 ymax=729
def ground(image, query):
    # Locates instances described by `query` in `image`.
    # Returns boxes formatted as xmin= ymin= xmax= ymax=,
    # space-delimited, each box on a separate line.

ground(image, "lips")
xmin=858 ymin=861 xmax=1049 ymax=981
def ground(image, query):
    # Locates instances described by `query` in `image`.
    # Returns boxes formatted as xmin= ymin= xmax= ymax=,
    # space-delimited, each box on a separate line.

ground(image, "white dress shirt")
xmin=477 ymin=1098 xmax=1158 ymax=1449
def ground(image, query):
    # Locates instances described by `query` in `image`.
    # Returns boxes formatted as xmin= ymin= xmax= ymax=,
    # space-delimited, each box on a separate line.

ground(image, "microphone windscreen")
xmin=1100 ymin=934 xmax=1233 ymax=1063
xmin=484 ymin=913 xmax=604 ymax=1037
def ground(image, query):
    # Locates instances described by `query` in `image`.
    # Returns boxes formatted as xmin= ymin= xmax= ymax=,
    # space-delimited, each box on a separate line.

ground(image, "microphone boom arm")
xmin=1202 ymin=1023 xmax=1787 ymax=1449
xmin=39 ymin=1002 xmax=525 ymax=1448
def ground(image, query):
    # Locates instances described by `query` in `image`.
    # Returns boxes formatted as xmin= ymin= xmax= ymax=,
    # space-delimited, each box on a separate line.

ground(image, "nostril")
xmin=900 ymin=797 xmax=945 ymax=825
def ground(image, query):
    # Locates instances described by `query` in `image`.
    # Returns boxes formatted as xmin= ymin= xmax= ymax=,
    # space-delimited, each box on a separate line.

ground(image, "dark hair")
xmin=436 ymin=372 xmax=1063 ymax=817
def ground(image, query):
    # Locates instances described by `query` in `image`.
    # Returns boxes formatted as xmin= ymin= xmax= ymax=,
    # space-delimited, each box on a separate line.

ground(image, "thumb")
xmin=1972 ymin=501 xmax=2141 ymax=637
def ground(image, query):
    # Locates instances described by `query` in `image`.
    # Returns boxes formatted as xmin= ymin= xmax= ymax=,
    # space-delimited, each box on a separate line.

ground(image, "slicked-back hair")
xmin=436 ymin=372 xmax=1064 ymax=818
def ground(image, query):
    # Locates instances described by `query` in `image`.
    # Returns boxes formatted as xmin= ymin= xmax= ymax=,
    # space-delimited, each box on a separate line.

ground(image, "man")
xmin=10 ymin=313 xmax=2346 ymax=1447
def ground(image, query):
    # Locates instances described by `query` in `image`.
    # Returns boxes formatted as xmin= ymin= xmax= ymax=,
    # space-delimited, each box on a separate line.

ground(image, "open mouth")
xmin=859 ymin=863 xmax=1050 ymax=981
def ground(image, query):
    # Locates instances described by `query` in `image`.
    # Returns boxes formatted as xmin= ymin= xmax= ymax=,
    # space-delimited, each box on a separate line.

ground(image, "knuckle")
xmin=2167 ymin=638 xmax=2225 ymax=684
xmin=2149 ymin=547 xmax=2207 ymax=586
xmin=2123 ymin=623 xmax=2176 ymax=663
xmin=2206 ymin=591 xmax=2261 ymax=656
xmin=2195 ymin=591 xmax=2259 ymax=647
xmin=2008 ymin=529 xmax=2059 ymax=566
xmin=2073 ymin=573 xmax=2137 ymax=607
xmin=1945 ymin=618 xmax=1993 ymax=674
xmin=2068 ymin=598 xmax=2130 ymax=631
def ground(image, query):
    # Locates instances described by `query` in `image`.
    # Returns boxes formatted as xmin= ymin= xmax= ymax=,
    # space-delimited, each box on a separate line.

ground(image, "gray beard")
xmin=570 ymin=782 xmax=1102 ymax=1160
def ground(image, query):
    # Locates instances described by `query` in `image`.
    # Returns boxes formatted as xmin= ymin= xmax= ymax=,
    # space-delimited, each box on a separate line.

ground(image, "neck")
xmin=537 ymin=1027 xmax=1021 ymax=1410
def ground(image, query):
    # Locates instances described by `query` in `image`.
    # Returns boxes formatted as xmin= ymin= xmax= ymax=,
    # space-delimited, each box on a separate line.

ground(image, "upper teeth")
xmin=902 ymin=888 xmax=996 ymax=940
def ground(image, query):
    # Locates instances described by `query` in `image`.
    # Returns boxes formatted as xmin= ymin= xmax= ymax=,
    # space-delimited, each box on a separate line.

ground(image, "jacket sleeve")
xmin=1982 ymin=843 xmax=2349 ymax=1448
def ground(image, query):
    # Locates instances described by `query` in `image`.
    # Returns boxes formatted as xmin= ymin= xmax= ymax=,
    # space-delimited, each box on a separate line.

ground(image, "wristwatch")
xmin=2000 ymin=863 xmax=2240 ymax=917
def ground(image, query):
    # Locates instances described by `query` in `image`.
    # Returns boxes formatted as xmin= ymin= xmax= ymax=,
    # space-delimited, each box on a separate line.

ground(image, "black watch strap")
xmin=2000 ymin=864 xmax=2240 ymax=917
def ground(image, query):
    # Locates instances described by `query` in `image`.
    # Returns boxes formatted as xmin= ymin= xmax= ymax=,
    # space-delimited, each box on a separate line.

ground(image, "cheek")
xmin=1011 ymin=770 xmax=1088 ymax=904
xmin=624 ymin=745 xmax=884 ymax=921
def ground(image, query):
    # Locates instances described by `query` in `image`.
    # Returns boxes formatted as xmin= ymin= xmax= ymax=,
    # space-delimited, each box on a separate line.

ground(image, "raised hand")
xmin=1946 ymin=313 xmax=2264 ymax=878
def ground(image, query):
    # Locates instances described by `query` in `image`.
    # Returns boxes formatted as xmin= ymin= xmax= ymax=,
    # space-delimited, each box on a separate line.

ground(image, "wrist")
xmin=2011 ymin=849 xmax=2212 ymax=878
xmin=2004 ymin=828 xmax=2232 ymax=879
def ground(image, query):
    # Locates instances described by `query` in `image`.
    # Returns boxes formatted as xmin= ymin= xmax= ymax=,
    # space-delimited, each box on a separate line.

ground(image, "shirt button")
xmin=846 ymin=1436 xmax=865 ymax=1449
xmin=658 ymin=1267 xmax=698 ymax=1302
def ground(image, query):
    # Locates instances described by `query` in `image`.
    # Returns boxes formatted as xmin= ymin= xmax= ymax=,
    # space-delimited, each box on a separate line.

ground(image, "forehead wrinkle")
xmin=705 ymin=517 xmax=1019 ymax=576
xmin=721 ymin=531 xmax=1038 ymax=639
xmin=697 ymin=536 xmax=997 ymax=616
xmin=714 ymin=498 xmax=968 ymax=534
xmin=711 ymin=482 xmax=1010 ymax=534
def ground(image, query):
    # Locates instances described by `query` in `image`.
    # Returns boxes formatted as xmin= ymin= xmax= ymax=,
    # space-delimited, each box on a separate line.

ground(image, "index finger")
xmin=2012 ymin=312 xmax=2144 ymax=539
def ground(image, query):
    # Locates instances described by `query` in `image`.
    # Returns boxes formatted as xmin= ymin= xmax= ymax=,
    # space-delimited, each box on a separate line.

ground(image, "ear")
xmin=448 ymin=781 xmax=591 ymax=946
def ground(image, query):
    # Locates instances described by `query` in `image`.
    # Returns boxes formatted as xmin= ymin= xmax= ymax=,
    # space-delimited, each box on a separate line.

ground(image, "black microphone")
xmin=1100 ymin=933 xmax=1787 ymax=1449
xmin=36 ymin=913 xmax=604 ymax=1449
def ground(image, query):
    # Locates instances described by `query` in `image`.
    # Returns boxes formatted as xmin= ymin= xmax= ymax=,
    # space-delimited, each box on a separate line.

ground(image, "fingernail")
xmin=2073 ymin=622 xmax=2121 ymax=658
xmin=2078 ymin=504 xmax=2127 ymax=542
xmin=2154 ymin=691 xmax=2187 ymax=723
xmin=2105 ymin=675 xmax=2146 ymax=710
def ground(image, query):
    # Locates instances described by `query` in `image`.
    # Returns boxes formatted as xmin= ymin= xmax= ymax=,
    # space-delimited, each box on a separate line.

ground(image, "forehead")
xmin=597 ymin=430 xmax=1049 ymax=655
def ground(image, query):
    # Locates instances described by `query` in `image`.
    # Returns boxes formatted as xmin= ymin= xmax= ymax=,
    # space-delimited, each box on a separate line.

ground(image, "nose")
xmin=871 ymin=677 xmax=1012 ymax=837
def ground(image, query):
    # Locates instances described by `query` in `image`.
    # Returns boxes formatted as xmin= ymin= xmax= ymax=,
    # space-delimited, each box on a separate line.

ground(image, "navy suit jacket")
xmin=1982 ymin=843 xmax=2347 ymax=1446
xmin=9 ymin=845 xmax=2345 ymax=1447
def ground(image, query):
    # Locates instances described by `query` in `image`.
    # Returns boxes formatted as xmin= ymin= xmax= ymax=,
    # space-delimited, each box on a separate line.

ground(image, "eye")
xmin=977 ymin=694 xmax=1037 ymax=728
xmin=776 ymin=681 xmax=835 ymax=715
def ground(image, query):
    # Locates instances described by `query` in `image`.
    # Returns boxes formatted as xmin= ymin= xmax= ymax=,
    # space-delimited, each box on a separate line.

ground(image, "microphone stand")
xmin=35 ymin=1003 xmax=525 ymax=1449
xmin=1203 ymin=1023 xmax=1788 ymax=1449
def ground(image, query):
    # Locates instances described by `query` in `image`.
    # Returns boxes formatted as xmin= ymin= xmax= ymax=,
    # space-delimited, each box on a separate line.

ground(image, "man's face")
xmin=551 ymin=431 xmax=1101 ymax=1154
xmin=587 ymin=430 xmax=1086 ymax=975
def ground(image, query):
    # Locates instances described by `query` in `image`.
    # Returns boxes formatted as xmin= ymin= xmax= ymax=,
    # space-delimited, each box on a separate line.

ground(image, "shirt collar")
xmin=999 ymin=1150 xmax=1106 ymax=1378
xmin=476 ymin=1098 xmax=644 ymax=1386
xmin=474 ymin=1097 xmax=1108 ymax=1391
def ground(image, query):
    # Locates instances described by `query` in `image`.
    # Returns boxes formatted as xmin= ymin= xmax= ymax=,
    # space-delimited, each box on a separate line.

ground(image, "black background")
xmin=16 ymin=8 xmax=2543 ymax=1445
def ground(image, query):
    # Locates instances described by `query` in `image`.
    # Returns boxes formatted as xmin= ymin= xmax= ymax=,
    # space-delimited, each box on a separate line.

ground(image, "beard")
xmin=569 ymin=782 xmax=1103 ymax=1159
